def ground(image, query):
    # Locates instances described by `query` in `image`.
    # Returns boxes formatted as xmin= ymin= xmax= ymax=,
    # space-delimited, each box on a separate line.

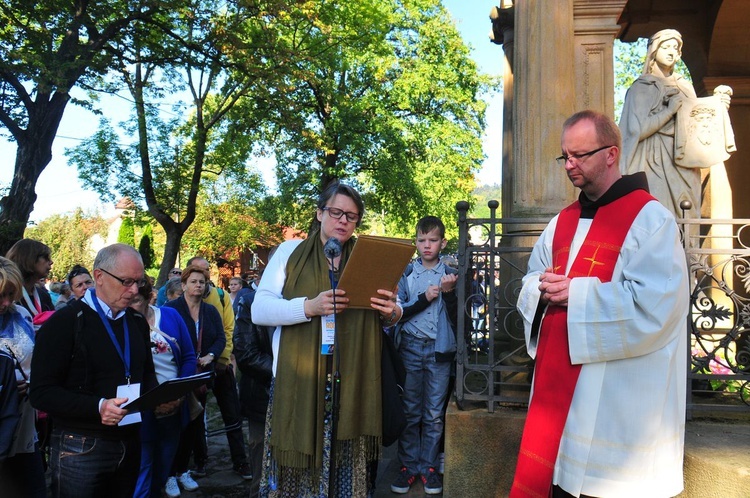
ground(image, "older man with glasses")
xmin=30 ymin=243 xmax=158 ymax=498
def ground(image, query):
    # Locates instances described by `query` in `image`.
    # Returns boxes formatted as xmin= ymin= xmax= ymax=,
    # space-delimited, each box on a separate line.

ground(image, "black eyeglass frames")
xmin=555 ymin=145 xmax=614 ymax=167
xmin=99 ymin=268 xmax=148 ymax=288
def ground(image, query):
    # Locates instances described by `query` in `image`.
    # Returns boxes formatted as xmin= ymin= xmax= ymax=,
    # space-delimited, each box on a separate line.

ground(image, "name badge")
xmin=117 ymin=383 xmax=142 ymax=426
xmin=321 ymin=314 xmax=335 ymax=355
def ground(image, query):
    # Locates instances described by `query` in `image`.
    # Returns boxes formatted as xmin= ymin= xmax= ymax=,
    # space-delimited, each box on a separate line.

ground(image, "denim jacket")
xmin=394 ymin=262 xmax=458 ymax=362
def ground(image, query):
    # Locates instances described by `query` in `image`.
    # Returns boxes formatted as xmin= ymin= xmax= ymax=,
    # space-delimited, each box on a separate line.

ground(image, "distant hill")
xmin=472 ymin=184 xmax=501 ymax=218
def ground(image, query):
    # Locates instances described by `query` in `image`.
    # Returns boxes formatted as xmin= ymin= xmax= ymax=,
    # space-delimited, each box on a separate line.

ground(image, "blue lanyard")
xmin=91 ymin=289 xmax=131 ymax=384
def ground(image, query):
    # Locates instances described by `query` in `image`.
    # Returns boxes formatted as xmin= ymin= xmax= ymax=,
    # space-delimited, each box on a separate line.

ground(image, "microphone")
xmin=323 ymin=237 xmax=342 ymax=259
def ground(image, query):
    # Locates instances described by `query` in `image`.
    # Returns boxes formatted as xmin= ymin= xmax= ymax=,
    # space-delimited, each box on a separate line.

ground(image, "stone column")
xmin=572 ymin=1 xmax=628 ymax=117
xmin=509 ymin=0 xmax=577 ymax=218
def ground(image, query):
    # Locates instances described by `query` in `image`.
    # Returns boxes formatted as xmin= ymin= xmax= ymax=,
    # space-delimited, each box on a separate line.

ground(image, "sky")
xmin=0 ymin=1 xmax=504 ymax=224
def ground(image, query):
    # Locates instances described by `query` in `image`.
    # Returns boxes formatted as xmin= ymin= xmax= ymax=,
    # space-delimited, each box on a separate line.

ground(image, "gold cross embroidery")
xmin=583 ymin=245 xmax=605 ymax=276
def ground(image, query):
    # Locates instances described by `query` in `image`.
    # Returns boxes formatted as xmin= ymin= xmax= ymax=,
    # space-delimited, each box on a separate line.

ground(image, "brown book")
xmin=337 ymin=235 xmax=416 ymax=309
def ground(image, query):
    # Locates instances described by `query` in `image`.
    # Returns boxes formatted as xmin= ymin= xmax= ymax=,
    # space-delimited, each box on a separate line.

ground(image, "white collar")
xmin=82 ymin=288 xmax=126 ymax=320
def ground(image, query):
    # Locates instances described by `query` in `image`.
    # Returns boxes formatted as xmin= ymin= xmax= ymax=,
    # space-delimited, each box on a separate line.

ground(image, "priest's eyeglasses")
xmin=322 ymin=207 xmax=360 ymax=223
xmin=555 ymin=145 xmax=614 ymax=166
xmin=99 ymin=268 xmax=148 ymax=288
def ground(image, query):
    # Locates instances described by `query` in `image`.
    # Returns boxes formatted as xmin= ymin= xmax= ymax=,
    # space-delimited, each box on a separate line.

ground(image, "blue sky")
xmin=0 ymin=1 xmax=504 ymax=223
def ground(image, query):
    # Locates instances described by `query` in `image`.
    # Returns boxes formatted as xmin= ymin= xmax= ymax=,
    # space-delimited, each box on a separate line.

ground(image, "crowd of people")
xmin=0 ymin=114 xmax=692 ymax=498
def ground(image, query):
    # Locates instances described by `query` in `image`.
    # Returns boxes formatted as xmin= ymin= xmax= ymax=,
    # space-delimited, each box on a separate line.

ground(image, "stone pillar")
xmin=510 ymin=0 xmax=577 ymax=218
xmin=572 ymin=1 xmax=628 ymax=117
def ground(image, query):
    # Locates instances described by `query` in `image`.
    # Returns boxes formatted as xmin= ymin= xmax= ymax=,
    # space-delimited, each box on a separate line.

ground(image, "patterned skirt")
xmin=259 ymin=379 xmax=378 ymax=498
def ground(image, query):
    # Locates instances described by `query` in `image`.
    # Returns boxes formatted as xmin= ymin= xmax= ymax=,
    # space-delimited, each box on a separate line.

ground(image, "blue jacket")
xmin=395 ymin=262 xmax=458 ymax=362
xmin=163 ymin=297 xmax=226 ymax=359
xmin=139 ymin=306 xmax=198 ymax=437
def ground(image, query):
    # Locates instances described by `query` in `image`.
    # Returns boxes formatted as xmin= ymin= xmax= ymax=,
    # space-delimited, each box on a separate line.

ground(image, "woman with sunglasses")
xmin=67 ymin=265 xmax=95 ymax=301
xmin=5 ymin=239 xmax=54 ymax=326
xmin=156 ymin=268 xmax=183 ymax=307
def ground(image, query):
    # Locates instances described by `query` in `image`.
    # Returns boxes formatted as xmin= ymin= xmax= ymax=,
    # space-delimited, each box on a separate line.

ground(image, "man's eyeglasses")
xmin=99 ymin=268 xmax=148 ymax=288
xmin=322 ymin=207 xmax=360 ymax=223
xmin=555 ymin=145 xmax=614 ymax=167
xmin=169 ymin=270 xmax=182 ymax=275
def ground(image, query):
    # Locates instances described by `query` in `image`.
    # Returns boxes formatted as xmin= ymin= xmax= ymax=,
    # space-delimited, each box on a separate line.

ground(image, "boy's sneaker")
xmin=177 ymin=471 xmax=199 ymax=491
xmin=422 ymin=467 xmax=443 ymax=495
xmin=390 ymin=466 xmax=417 ymax=494
xmin=191 ymin=465 xmax=207 ymax=477
xmin=234 ymin=462 xmax=253 ymax=480
xmin=164 ymin=477 xmax=181 ymax=498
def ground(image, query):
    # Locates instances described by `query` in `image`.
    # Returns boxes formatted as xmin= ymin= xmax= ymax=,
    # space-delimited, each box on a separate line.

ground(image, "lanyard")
xmin=91 ymin=289 xmax=131 ymax=384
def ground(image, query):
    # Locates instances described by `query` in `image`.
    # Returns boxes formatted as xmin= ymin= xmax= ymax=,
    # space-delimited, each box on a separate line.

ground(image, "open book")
xmin=122 ymin=370 xmax=214 ymax=413
xmin=337 ymin=235 xmax=416 ymax=309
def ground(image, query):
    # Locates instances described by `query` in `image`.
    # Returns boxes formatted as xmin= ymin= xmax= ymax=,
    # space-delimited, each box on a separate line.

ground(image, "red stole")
xmin=510 ymin=190 xmax=654 ymax=498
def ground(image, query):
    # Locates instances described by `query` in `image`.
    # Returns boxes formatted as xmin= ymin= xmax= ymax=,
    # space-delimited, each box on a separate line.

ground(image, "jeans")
xmin=211 ymin=364 xmax=247 ymax=467
xmin=397 ymin=334 xmax=451 ymax=476
xmin=49 ymin=428 xmax=140 ymax=498
xmin=134 ymin=413 xmax=182 ymax=497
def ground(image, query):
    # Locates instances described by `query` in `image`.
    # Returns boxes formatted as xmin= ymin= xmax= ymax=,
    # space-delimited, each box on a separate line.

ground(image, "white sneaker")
xmin=164 ymin=476 xmax=181 ymax=498
xmin=178 ymin=471 xmax=199 ymax=491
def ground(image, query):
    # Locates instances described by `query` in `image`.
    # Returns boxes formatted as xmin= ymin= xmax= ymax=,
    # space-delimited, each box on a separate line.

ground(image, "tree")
xmin=255 ymin=0 xmax=487 ymax=239
xmin=68 ymin=1 xmax=279 ymax=285
xmin=138 ymin=224 xmax=156 ymax=269
xmin=472 ymin=184 xmax=502 ymax=219
xmin=25 ymin=208 xmax=108 ymax=281
xmin=182 ymin=189 xmax=285 ymax=263
xmin=0 ymin=1 xmax=183 ymax=254
xmin=117 ymin=216 xmax=135 ymax=246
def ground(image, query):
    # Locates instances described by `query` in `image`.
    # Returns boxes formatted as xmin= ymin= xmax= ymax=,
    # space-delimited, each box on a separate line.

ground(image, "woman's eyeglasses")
xmin=322 ymin=207 xmax=360 ymax=223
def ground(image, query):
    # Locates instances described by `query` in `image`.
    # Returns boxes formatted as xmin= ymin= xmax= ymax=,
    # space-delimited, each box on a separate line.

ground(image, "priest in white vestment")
xmin=511 ymin=110 xmax=689 ymax=498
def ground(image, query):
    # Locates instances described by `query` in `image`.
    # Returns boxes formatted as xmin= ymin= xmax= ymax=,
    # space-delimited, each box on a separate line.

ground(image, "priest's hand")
xmin=538 ymin=269 xmax=570 ymax=307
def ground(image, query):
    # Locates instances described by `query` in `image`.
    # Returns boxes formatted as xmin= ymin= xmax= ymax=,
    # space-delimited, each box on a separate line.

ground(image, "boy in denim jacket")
xmin=391 ymin=216 xmax=458 ymax=495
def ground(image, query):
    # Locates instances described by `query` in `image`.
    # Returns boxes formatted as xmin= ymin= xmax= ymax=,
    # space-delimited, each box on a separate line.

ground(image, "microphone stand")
xmin=327 ymin=254 xmax=341 ymax=498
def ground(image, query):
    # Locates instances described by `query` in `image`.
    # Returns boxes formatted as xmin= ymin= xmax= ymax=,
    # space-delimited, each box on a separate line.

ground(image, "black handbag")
xmin=381 ymin=330 xmax=407 ymax=447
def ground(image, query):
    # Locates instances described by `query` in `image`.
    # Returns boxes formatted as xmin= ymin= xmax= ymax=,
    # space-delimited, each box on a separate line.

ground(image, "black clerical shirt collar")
xmin=578 ymin=172 xmax=650 ymax=219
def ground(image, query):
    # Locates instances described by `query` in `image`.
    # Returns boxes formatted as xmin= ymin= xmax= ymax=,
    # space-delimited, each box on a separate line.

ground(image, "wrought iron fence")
xmin=454 ymin=201 xmax=750 ymax=418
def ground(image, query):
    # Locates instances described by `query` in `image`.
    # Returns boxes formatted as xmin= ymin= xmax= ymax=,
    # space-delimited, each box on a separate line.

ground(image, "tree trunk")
xmin=156 ymin=223 xmax=185 ymax=287
xmin=0 ymin=95 xmax=68 ymax=254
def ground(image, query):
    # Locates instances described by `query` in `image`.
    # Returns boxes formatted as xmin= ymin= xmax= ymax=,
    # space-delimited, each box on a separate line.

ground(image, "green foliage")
xmin=0 ymin=0 xmax=187 ymax=249
xmin=471 ymin=184 xmax=502 ymax=219
xmin=182 ymin=192 xmax=285 ymax=263
xmin=138 ymin=224 xmax=156 ymax=269
xmin=24 ymin=209 xmax=108 ymax=281
xmin=251 ymin=0 xmax=486 ymax=240
xmin=118 ymin=217 xmax=135 ymax=246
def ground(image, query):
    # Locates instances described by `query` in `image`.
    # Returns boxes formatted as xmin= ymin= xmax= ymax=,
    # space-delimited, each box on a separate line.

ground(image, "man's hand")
xmin=538 ymin=267 xmax=571 ymax=307
xmin=100 ymin=397 xmax=128 ymax=426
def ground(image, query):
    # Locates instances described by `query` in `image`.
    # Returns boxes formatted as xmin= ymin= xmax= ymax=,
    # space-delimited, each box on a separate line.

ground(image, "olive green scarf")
xmin=270 ymin=232 xmax=382 ymax=470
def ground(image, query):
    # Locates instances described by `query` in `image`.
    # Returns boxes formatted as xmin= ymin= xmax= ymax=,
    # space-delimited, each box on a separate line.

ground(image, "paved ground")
xmin=189 ymin=396 xmax=442 ymax=497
